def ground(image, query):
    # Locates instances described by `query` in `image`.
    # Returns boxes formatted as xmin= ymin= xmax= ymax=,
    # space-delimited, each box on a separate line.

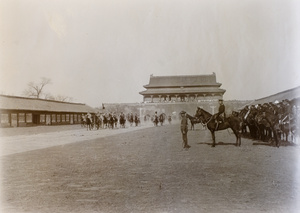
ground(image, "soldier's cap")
xmin=219 ymin=99 xmax=223 ymax=101
xmin=180 ymin=111 xmax=186 ymax=114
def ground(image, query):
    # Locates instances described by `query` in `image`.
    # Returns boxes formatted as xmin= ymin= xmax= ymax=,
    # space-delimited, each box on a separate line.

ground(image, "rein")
xmin=196 ymin=109 xmax=214 ymax=126
xmin=202 ymin=115 xmax=213 ymax=126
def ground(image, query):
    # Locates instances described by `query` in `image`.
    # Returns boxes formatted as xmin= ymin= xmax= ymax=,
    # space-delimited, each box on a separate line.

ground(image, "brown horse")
xmin=195 ymin=107 xmax=242 ymax=147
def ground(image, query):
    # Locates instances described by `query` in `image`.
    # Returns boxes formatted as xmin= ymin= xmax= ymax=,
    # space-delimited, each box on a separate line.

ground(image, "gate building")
xmin=139 ymin=73 xmax=226 ymax=103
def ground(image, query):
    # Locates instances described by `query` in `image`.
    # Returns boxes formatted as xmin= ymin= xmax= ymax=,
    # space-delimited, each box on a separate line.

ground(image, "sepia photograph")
xmin=0 ymin=0 xmax=300 ymax=212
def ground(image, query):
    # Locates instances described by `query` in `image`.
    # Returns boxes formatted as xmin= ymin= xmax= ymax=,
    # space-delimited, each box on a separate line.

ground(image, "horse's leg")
xmin=232 ymin=129 xmax=240 ymax=146
xmin=272 ymin=127 xmax=280 ymax=147
xmin=210 ymin=129 xmax=216 ymax=147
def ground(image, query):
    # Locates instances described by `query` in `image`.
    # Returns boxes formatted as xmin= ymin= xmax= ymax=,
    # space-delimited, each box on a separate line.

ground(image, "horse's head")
xmin=195 ymin=107 xmax=204 ymax=119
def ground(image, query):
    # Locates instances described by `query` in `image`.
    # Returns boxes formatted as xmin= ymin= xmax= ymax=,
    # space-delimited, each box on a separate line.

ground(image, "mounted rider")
xmin=154 ymin=111 xmax=158 ymax=122
xmin=214 ymin=99 xmax=226 ymax=130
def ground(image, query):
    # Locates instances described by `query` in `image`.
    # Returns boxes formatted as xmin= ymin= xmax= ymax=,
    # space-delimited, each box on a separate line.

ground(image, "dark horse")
xmin=195 ymin=107 xmax=242 ymax=147
xmin=86 ymin=116 xmax=93 ymax=131
xmin=186 ymin=113 xmax=203 ymax=130
xmin=119 ymin=114 xmax=126 ymax=128
xmin=159 ymin=113 xmax=166 ymax=126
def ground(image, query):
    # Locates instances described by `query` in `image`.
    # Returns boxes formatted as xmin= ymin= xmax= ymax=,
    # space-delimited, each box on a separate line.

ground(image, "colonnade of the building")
xmin=143 ymin=94 xmax=223 ymax=103
xmin=0 ymin=111 xmax=83 ymax=127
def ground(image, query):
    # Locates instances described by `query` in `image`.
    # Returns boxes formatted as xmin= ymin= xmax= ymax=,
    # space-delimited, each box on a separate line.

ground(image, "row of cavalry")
xmin=81 ymin=112 xmax=172 ymax=131
xmin=187 ymin=98 xmax=299 ymax=147
xmin=81 ymin=113 xmax=140 ymax=130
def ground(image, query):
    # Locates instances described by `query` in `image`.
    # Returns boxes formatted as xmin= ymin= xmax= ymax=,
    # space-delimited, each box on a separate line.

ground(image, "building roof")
xmin=0 ymin=95 xmax=95 ymax=113
xmin=240 ymin=86 xmax=300 ymax=107
xmin=143 ymin=73 xmax=221 ymax=88
xmin=249 ymin=86 xmax=300 ymax=105
xmin=139 ymin=87 xmax=226 ymax=95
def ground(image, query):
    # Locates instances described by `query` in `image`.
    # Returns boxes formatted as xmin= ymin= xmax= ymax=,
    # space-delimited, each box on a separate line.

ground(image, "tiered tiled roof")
xmin=143 ymin=74 xmax=221 ymax=88
xmin=140 ymin=73 xmax=225 ymax=95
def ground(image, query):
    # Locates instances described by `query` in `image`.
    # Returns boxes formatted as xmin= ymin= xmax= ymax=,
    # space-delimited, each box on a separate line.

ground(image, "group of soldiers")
xmin=180 ymin=98 xmax=299 ymax=149
xmin=236 ymin=98 xmax=299 ymax=144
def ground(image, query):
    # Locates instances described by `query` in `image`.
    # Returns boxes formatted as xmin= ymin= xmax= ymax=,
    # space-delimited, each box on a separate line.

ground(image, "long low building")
xmin=0 ymin=95 xmax=95 ymax=127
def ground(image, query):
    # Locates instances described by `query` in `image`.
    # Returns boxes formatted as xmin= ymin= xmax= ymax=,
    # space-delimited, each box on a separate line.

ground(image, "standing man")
xmin=180 ymin=111 xmax=190 ymax=149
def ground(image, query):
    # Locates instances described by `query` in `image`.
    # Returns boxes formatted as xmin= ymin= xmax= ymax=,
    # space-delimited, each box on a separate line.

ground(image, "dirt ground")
xmin=1 ymin=122 xmax=300 ymax=213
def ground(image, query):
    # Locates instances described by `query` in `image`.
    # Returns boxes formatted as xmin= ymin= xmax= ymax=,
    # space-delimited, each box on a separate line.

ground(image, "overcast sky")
xmin=1 ymin=0 xmax=300 ymax=107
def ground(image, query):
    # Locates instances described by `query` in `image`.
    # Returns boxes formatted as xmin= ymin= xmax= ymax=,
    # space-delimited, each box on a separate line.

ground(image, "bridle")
xmin=196 ymin=109 xmax=213 ymax=127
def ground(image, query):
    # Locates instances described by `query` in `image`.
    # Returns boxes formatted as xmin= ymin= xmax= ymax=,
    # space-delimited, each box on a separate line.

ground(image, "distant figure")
xmin=134 ymin=113 xmax=139 ymax=126
xmin=180 ymin=111 xmax=190 ymax=149
xmin=153 ymin=111 xmax=159 ymax=126
xmin=168 ymin=115 xmax=172 ymax=124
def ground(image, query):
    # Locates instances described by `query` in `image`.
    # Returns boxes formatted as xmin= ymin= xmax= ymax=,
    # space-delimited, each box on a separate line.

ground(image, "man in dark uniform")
xmin=180 ymin=111 xmax=190 ymax=149
xmin=215 ymin=99 xmax=225 ymax=130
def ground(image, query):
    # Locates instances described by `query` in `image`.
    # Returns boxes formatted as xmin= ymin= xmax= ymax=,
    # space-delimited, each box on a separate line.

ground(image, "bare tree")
xmin=44 ymin=93 xmax=55 ymax=100
xmin=23 ymin=77 xmax=52 ymax=99
xmin=54 ymin=95 xmax=73 ymax=102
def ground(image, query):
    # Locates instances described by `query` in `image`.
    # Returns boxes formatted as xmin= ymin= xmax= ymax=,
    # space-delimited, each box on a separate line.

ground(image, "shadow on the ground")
xmin=252 ymin=141 xmax=296 ymax=147
xmin=197 ymin=141 xmax=237 ymax=146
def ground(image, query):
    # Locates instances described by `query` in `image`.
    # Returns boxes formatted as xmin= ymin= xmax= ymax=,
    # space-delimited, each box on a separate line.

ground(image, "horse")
xmin=244 ymin=106 xmax=261 ymax=139
xmin=119 ymin=114 xmax=126 ymax=128
xmin=195 ymin=107 xmax=242 ymax=147
xmin=85 ymin=116 xmax=93 ymax=131
xmin=168 ymin=115 xmax=172 ymax=124
xmin=108 ymin=114 xmax=114 ymax=129
xmin=186 ymin=113 xmax=202 ymax=130
xmin=153 ymin=115 xmax=159 ymax=126
xmin=159 ymin=113 xmax=166 ymax=126
xmin=134 ymin=115 xmax=140 ymax=126
xmin=94 ymin=115 xmax=102 ymax=130
xmin=255 ymin=110 xmax=280 ymax=147
xmin=113 ymin=115 xmax=118 ymax=128
xmin=128 ymin=113 xmax=134 ymax=126
xmin=236 ymin=107 xmax=249 ymax=134
xmin=103 ymin=115 xmax=108 ymax=129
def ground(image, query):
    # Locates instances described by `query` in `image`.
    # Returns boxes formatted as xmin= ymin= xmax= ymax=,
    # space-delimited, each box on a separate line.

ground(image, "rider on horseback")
xmin=214 ymin=99 xmax=225 ymax=130
xmin=154 ymin=111 xmax=158 ymax=125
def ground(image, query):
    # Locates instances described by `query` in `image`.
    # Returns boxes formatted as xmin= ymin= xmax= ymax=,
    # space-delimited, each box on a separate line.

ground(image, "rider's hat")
xmin=180 ymin=111 xmax=186 ymax=115
xmin=219 ymin=99 xmax=223 ymax=101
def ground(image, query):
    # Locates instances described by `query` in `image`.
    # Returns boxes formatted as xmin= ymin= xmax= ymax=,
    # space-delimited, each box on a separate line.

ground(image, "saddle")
xmin=215 ymin=115 xmax=225 ymax=124
xmin=214 ymin=116 xmax=225 ymax=131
